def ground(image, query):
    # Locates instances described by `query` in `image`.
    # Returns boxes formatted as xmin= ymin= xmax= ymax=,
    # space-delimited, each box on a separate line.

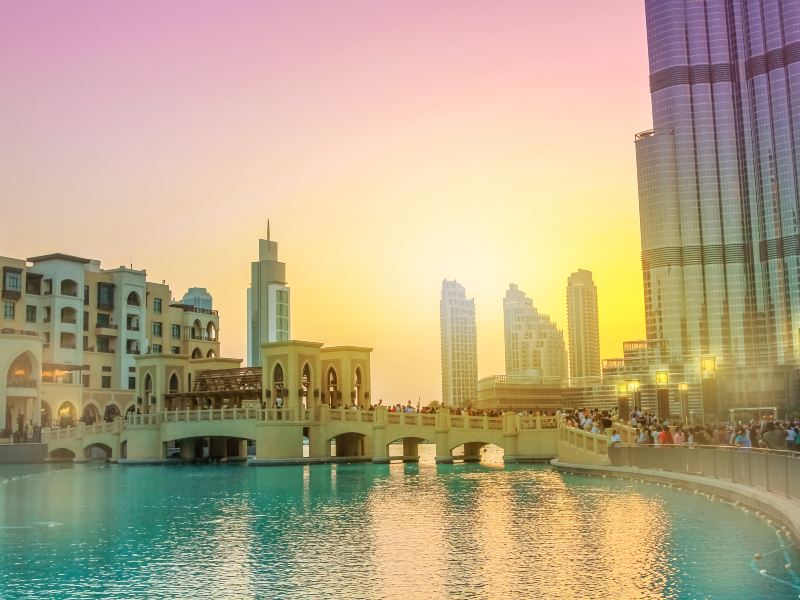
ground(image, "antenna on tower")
xmin=267 ymin=219 xmax=271 ymax=242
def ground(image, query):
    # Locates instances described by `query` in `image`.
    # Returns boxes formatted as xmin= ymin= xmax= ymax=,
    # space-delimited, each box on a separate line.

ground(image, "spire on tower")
xmin=267 ymin=219 xmax=271 ymax=242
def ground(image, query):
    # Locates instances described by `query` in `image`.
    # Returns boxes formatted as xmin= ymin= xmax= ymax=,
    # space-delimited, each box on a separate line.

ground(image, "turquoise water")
xmin=1 ymin=448 xmax=798 ymax=599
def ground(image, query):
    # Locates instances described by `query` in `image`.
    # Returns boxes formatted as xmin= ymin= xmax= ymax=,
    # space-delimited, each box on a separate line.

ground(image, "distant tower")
xmin=503 ymin=284 xmax=567 ymax=381
xmin=247 ymin=221 xmax=290 ymax=366
xmin=440 ymin=280 xmax=478 ymax=407
xmin=182 ymin=287 xmax=213 ymax=311
xmin=566 ymin=269 xmax=600 ymax=385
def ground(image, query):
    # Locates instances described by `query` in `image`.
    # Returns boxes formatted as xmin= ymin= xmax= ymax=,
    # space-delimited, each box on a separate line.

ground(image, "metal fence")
xmin=609 ymin=444 xmax=800 ymax=500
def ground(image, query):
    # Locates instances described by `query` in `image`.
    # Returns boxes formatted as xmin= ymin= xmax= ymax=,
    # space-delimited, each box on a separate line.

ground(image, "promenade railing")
xmin=610 ymin=444 xmax=800 ymax=501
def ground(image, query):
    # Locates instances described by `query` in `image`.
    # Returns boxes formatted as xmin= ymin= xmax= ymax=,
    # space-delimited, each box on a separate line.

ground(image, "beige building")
xmin=477 ymin=374 xmax=563 ymax=413
xmin=0 ymin=252 xmax=221 ymax=437
xmin=566 ymin=269 xmax=601 ymax=385
xmin=503 ymin=284 xmax=567 ymax=382
xmin=440 ymin=280 xmax=478 ymax=407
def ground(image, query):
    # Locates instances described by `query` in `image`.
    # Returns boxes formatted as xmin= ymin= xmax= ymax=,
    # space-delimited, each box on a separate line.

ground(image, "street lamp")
xmin=627 ymin=380 xmax=641 ymax=412
xmin=701 ymin=356 xmax=717 ymax=424
xmin=678 ymin=382 xmax=689 ymax=425
xmin=656 ymin=370 xmax=670 ymax=421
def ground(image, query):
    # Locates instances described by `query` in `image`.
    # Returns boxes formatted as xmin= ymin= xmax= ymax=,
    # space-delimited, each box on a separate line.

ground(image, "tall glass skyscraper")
xmin=636 ymin=0 xmax=800 ymax=386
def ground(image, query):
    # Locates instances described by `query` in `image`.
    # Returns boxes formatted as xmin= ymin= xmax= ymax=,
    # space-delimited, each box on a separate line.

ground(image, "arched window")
xmin=60 ymin=279 xmax=78 ymax=297
xmin=206 ymin=322 xmax=217 ymax=341
xmin=127 ymin=291 xmax=141 ymax=306
xmin=60 ymin=306 xmax=77 ymax=324
xmin=301 ymin=363 xmax=311 ymax=409
xmin=327 ymin=368 xmax=338 ymax=407
xmin=169 ymin=373 xmax=179 ymax=393
xmin=191 ymin=348 xmax=202 ymax=359
xmin=206 ymin=349 xmax=216 ymax=358
xmin=58 ymin=402 xmax=77 ymax=428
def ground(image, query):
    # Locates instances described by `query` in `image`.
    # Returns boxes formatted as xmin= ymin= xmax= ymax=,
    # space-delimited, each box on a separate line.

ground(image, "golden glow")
xmin=678 ymin=382 xmax=689 ymax=392
xmin=616 ymin=381 xmax=629 ymax=396
xmin=655 ymin=370 xmax=669 ymax=386
xmin=701 ymin=356 xmax=717 ymax=376
xmin=627 ymin=380 xmax=640 ymax=393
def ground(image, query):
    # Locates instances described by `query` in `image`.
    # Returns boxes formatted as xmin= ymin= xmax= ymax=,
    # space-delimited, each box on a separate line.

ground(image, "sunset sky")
xmin=1 ymin=1 xmax=651 ymax=403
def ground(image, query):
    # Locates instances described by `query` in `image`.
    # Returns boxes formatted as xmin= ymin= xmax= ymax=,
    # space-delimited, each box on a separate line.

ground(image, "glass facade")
xmin=440 ymin=280 xmax=478 ymax=406
xmin=637 ymin=0 xmax=800 ymax=378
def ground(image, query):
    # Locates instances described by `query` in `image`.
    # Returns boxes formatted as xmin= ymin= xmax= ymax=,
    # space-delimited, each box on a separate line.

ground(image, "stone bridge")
xmin=44 ymin=407 xmax=562 ymax=465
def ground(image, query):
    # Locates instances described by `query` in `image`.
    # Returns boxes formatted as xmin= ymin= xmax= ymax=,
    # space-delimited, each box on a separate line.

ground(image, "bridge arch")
xmin=49 ymin=447 xmax=76 ymax=461
xmin=328 ymin=431 xmax=369 ymax=458
xmin=166 ymin=435 xmax=249 ymax=462
xmin=84 ymin=442 xmax=113 ymax=461
xmin=387 ymin=436 xmax=428 ymax=462
xmin=449 ymin=440 xmax=505 ymax=464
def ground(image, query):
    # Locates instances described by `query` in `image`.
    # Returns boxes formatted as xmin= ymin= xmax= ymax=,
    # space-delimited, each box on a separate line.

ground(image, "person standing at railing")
xmin=610 ymin=430 xmax=621 ymax=445
xmin=734 ymin=428 xmax=752 ymax=451
xmin=762 ymin=423 xmax=786 ymax=450
xmin=787 ymin=426 xmax=797 ymax=452
xmin=672 ymin=427 xmax=685 ymax=445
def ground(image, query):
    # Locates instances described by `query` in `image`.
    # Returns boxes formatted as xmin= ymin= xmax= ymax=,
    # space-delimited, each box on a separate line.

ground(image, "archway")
xmin=40 ymin=402 xmax=52 ymax=428
xmin=7 ymin=352 xmax=35 ymax=387
xmin=206 ymin=322 xmax=216 ymax=341
xmin=450 ymin=441 xmax=505 ymax=464
xmin=192 ymin=319 xmax=203 ymax=340
xmin=354 ymin=367 xmax=363 ymax=409
xmin=60 ymin=279 xmax=78 ymax=297
xmin=85 ymin=443 xmax=112 ymax=461
xmin=168 ymin=436 xmax=250 ymax=462
xmin=82 ymin=403 xmax=100 ymax=425
xmin=206 ymin=349 xmax=216 ymax=358
xmin=329 ymin=432 xmax=367 ymax=458
xmin=191 ymin=348 xmax=202 ymax=359
xmin=273 ymin=363 xmax=284 ymax=408
xmin=126 ymin=291 xmax=141 ymax=306
xmin=143 ymin=373 xmax=153 ymax=411
xmin=387 ymin=436 xmax=427 ymax=462
xmin=49 ymin=447 xmax=75 ymax=461
xmin=57 ymin=402 xmax=76 ymax=428
xmin=326 ymin=367 xmax=339 ymax=408
xmin=169 ymin=372 xmax=180 ymax=393
xmin=104 ymin=403 xmax=120 ymax=422
xmin=301 ymin=363 xmax=311 ymax=410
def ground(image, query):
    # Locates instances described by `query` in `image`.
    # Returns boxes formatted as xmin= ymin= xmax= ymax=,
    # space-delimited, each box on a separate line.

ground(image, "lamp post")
xmin=616 ymin=381 xmax=631 ymax=422
xmin=701 ymin=356 xmax=717 ymax=425
xmin=679 ymin=382 xmax=689 ymax=425
xmin=656 ymin=370 xmax=670 ymax=422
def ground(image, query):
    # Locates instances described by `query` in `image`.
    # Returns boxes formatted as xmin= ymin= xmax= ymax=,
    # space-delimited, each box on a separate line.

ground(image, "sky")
xmin=1 ymin=1 xmax=652 ymax=403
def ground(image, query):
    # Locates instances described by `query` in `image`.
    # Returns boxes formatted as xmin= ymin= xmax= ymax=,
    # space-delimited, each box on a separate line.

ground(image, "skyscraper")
xmin=440 ymin=279 xmax=478 ymax=406
xmin=247 ymin=222 xmax=290 ymax=366
xmin=503 ymin=284 xmax=567 ymax=382
xmin=636 ymin=1 xmax=800 ymax=385
xmin=566 ymin=269 xmax=600 ymax=384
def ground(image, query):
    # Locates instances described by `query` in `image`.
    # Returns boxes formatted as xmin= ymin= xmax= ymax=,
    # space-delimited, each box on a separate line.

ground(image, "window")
xmin=97 ymin=313 xmax=111 ymax=327
xmin=82 ymin=374 xmax=90 ymax=388
xmin=97 ymin=337 xmax=111 ymax=353
xmin=43 ymin=279 xmax=52 ymax=295
xmin=3 ymin=269 xmax=21 ymax=293
xmin=171 ymin=346 xmax=180 ymax=354
xmin=128 ymin=377 xmax=136 ymax=390
xmin=44 ymin=306 xmax=51 ymax=323
xmin=83 ymin=311 xmax=88 ymax=331
xmin=97 ymin=283 xmax=114 ymax=309
xmin=3 ymin=301 xmax=14 ymax=320
xmin=26 ymin=274 xmax=41 ymax=295
xmin=84 ymin=285 xmax=89 ymax=305
xmin=151 ymin=344 xmax=162 ymax=354
xmin=152 ymin=321 xmax=162 ymax=337
xmin=25 ymin=305 xmax=36 ymax=323
xmin=82 ymin=336 xmax=89 ymax=351
xmin=153 ymin=298 xmax=162 ymax=313
xmin=171 ymin=324 xmax=181 ymax=339
xmin=102 ymin=366 xmax=112 ymax=372
xmin=101 ymin=376 xmax=111 ymax=389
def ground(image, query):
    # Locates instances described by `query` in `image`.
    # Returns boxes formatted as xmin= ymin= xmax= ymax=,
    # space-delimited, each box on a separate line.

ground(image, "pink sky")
xmin=1 ymin=1 xmax=651 ymax=402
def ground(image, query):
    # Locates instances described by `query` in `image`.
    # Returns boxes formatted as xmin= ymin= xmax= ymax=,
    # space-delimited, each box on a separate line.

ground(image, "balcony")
xmin=96 ymin=324 xmax=118 ymax=336
xmin=61 ymin=316 xmax=77 ymax=325
xmin=60 ymin=343 xmax=76 ymax=350
xmin=6 ymin=376 xmax=37 ymax=389
xmin=186 ymin=332 xmax=218 ymax=342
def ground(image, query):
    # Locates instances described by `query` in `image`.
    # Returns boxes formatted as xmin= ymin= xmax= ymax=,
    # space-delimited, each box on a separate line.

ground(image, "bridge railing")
xmin=45 ymin=418 xmax=123 ymax=441
xmin=610 ymin=444 xmax=800 ymax=500
xmin=559 ymin=425 xmax=610 ymax=459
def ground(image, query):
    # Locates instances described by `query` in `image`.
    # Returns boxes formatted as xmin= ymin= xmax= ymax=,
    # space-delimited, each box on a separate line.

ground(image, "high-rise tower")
xmin=440 ymin=280 xmax=478 ymax=406
xmin=247 ymin=222 xmax=290 ymax=366
xmin=636 ymin=1 xmax=800 ymax=380
xmin=503 ymin=284 xmax=567 ymax=382
xmin=566 ymin=269 xmax=601 ymax=385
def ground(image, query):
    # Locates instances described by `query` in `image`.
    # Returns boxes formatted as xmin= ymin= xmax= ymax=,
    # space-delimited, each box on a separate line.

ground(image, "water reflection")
xmin=0 ymin=462 xmax=796 ymax=599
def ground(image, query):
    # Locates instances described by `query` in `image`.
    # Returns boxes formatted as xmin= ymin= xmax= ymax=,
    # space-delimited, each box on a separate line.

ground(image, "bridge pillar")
xmin=179 ymin=438 xmax=196 ymax=461
xmin=371 ymin=406 xmax=388 ymax=463
xmin=123 ymin=425 xmax=165 ymax=463
xmin=308 ymin=426 xmax=329 ymax=459
xmin=435 ymin=430 xmax=452 ymax=464
xmin=210 ymin=437 xmax=227 ymax=460
xmin=502 ymin=433 xmax=519 ymax=463
xmin=402 ymin=438 xmax=419 ymax=463
xmin=250 ymin=423 xmax=304 ymax=465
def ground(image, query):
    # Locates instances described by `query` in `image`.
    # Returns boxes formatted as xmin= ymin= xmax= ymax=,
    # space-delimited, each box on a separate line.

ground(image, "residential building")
xmin=635 ymin=0 xmax=800 ymax=415
xmin=247 ymin=222 xmax=290 ymax=367
xmin=0 ymin=252 xmax=221 ymax=434
xmin=440 ymin=279 xmax=478 ymax=407
xmin=566 ymin=269 xmax=601 ymax=385
xmin=503 ymin=284 xmax=567 ymax=382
